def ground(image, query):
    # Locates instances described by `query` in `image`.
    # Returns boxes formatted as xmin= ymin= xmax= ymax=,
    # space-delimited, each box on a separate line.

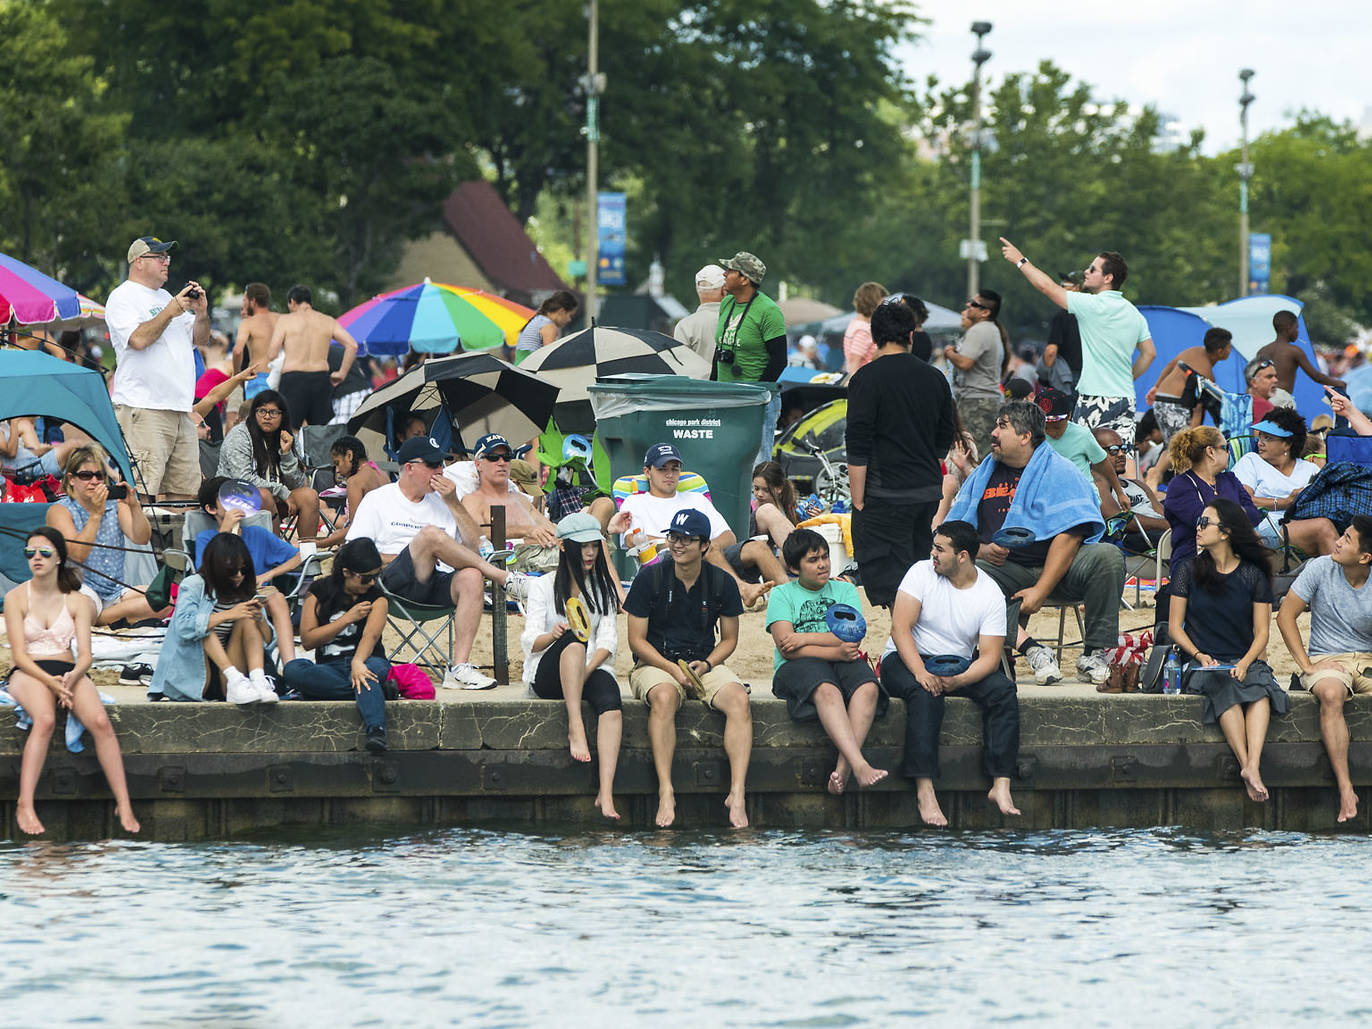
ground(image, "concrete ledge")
xmin=3 ymin=694 xmax=1370 ymax=839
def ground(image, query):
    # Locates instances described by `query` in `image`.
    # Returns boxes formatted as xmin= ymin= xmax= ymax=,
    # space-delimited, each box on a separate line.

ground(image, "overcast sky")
xmin=901 ymin=1 xmax=1371 ymax=153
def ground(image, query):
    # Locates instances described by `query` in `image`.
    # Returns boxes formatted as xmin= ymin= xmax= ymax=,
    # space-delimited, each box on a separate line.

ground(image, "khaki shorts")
xmin=1300 ymin=653 xmax=1372 ymax=696
xmin=510 ymin=542 xmax=560 ymax=574
xmin=630 ymin=661 xmax=746 ymax=709
xmin=115 ymin=405 xmax=200 ymax=496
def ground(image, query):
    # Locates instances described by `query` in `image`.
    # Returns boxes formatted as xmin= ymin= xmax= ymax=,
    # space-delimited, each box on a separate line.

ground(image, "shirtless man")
xmin=234 ymin=283 xmax=279 ymax=401
xmin=1254 ymin=310 xmax=1343 ymax=407
xmin=1144 ymin=327 xmax=1233 ymax=442
xmin=268 ymin=285 xmax=359 ymax=430
xmin=459 ymin=433 xmax=559 ymax=572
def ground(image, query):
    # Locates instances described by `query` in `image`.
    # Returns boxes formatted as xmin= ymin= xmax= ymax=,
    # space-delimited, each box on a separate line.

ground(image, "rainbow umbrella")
xmin=0 ymin=252 xmax=81 ymax=327
xmin=338 ymin=278 xmax=534 ymax=356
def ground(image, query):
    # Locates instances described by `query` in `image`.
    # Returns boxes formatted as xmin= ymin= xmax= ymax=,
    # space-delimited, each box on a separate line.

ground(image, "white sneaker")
xmin=1025 ymin=645 xmax=1063 ymax=685
xmin=444 ymin=662 xmax=496 ymax=690
xmin=502 ymin=572 xmax=530 ymax=603
xmin=251 ymin=674 xmax=280 ymax=704
xmin=225 ymin=673 xmax=259 ymax=706
xmin=1076 ymin=651 xmax=1112 ymax=685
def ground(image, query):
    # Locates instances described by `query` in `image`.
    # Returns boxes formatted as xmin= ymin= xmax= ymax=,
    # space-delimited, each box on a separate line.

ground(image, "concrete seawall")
xmin=3 ymin=691 xmax=1369 ymax=840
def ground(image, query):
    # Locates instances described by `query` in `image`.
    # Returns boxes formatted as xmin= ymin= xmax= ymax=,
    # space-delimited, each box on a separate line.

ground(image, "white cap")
xmin=695 ymin=264 xmax=726 ymax=290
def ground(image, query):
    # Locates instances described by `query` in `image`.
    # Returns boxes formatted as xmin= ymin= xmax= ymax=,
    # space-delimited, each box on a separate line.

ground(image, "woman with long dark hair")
xmin=514 ymin=290 xmax=579 ymax=362
xmin=4 ymin=527 xmax=139 ymax=835
xmin=217 ymin=389 xmax=320 ymax=540
xmin=723 ymin=461 xmax=795 ymax=588
xmin=283 ymin=538 xmax=392 ymax=753
xmin=520 ymin=512 xmax=623 ymax=819
xmin=1168 ymin=498 xmax=1288 ymax=803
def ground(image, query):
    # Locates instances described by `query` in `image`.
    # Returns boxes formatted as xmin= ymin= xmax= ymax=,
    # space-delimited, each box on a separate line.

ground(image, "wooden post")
xmin=490 ymin=505 xmax=508 ymax=684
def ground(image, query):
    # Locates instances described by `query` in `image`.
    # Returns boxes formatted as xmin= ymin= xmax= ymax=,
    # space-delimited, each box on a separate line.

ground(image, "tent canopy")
xmin=0 ymin=350 xmax=133 ymax=483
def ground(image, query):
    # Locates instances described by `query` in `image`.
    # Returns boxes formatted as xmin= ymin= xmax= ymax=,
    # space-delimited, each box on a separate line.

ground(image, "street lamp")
xmin=966 ymin=21 xmax=993 ymax=297
xmin=1238 ymin=68 xmax=1255 ymax=297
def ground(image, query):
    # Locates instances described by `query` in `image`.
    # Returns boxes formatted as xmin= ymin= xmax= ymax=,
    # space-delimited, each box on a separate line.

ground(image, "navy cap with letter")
xmin=396 ymin=436 xmax=445 ymax=465
xmin=668 ymin=508 xmax=711 ymax=540
xmin=474 ymin=432 xmax=513 ymax=458
xmin=644 ymin=442 xmax=682 ymax=468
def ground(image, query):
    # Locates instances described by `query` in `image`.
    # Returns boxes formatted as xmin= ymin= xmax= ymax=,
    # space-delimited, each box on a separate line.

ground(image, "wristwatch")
xmin=1016 ymin=257 xmax=1028 ymax=269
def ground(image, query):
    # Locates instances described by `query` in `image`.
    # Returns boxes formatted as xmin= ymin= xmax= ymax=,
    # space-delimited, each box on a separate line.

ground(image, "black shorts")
xmin=380 ymin=545 xmax=454 ymax=608
xmin=771 ymin=656 xmax=884 ymax=723
xmin=722 ymin=540 xmax=764 ymax=584
xmin=530 ymin=632 xmax=622 ymax=715
xmin=278 ymin=370 xmax=334 ymax=430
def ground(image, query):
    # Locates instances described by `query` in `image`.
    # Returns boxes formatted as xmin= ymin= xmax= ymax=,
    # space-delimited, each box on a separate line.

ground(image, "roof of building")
xmin=441 ymin=181 xmax=569 ymax=300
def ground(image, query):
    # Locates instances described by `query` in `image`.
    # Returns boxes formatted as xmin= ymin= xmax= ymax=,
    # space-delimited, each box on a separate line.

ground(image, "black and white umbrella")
xmin=347 ymin=351 xmax=557 ymax=457
xmin=518 ymin=325 xmax=712 ymax=432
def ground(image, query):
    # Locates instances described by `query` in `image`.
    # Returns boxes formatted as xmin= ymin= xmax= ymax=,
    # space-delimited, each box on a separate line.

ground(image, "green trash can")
xmin=589 ymin=375 xmax=772 ymax=574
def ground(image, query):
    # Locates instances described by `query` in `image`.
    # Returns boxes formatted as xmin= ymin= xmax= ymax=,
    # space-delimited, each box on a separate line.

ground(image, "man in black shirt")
xmin=846 ymin=298 xmax=956 ymax=607
xmin=1039 ymin=271 xmax=1082 ymax=395
xmin=625 ymin=508 xmax=752 ymax=829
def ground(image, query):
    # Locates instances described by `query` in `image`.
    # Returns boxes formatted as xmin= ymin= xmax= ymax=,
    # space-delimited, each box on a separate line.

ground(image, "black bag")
xmin=1139 ymin=621 xmax=1173 ymax=694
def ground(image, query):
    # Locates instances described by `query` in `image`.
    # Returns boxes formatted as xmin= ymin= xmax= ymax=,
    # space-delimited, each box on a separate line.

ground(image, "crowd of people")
xmin=5 ymin=232 xmax=1372 ymax=838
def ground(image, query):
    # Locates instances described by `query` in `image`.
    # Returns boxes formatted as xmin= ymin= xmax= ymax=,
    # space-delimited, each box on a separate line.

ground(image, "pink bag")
xmin=387 ymin=663 xmax=435 ymax=700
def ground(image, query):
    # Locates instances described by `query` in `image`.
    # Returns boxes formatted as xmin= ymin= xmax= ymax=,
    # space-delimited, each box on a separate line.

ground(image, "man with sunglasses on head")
xmin=459 ymin=433 xmax=559 ymax=573
xmin=106 ymin=235 xmax=209 ymax=501
xmin=346 ymin=435 xmax=529 ymax=690
xmin=1246 ymin=356 xmax=1281 ymax=424
xmin=943 ymin=290 xmax=1005 ymax=458
xmin=1000 ymin=238 xmax=1155 ymax=469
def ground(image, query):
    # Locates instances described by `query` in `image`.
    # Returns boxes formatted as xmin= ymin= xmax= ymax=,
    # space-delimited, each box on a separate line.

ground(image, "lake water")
xmin=2 ymin=826 xmax=1369 ymax=1026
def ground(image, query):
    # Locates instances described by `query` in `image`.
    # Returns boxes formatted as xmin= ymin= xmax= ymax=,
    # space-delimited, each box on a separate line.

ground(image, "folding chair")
xmin=379 ymin=581 xmax=455 ymax=678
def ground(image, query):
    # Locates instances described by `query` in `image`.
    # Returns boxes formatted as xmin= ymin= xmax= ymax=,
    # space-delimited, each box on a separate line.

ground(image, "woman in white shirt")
xmin=520 ymin=512 xmax=623 ymax=819
xmin=1232 ymin=408 xmax=1337 ymax=555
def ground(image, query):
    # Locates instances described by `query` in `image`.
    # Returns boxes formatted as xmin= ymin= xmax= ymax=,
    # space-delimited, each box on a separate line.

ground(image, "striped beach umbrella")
xmin=0 ymin=252 xmax=81 ymax=327
xmin=338 ymin=278 xmax=534 ymax=356
xmin=517 ymin=325 xmax=712 ymax=404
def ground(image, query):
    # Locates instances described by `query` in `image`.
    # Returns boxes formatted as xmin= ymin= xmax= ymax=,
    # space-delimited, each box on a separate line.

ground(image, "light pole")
xmin=966 ymin=21 xmax=993 ymax=298
xmin=1238 ymin=68 xmax=1255 ymax=297
xmin=583 ymin=0 xmax=606 ymax=323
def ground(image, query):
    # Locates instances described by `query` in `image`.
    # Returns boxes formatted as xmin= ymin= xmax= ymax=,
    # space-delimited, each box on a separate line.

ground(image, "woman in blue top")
xmin=514 ymin=291 xmax=578 ymax=362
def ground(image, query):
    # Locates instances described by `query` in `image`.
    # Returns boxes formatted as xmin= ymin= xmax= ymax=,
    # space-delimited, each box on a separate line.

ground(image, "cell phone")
xmin=108 ymin=482 xmax=127 ymax=500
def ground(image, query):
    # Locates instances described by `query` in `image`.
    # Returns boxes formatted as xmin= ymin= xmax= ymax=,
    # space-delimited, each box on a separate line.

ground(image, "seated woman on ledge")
xmin=149 ymin=533 xmax=281 ymax=706
xmin=1168 ymin=499 xmax=1289 ymax=804
xmin=216 ymin=389 xmax=320 ymax=542
xmin=3 ymin=527 xmax=139 ymax=836
xmin=520 ymin=512 xmax=624 ymax=820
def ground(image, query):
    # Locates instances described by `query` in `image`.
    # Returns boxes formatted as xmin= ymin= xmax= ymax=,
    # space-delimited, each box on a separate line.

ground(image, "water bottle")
xmin=1162 ymin=650 xmax=1182 ymax=695
xmin=478 ymin=536 xmax=495 ymax=562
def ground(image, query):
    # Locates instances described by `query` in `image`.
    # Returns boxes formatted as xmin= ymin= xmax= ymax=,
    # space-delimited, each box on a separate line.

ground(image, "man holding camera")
xmin=106 ymin=235 xmax=210 ymax=501
xmin=713 ymin=251 xmax=787 ymax=466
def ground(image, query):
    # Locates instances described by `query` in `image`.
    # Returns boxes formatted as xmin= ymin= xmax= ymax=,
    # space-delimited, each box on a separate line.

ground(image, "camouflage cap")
xmin=718 ymin=251 xmax=766 ymax=284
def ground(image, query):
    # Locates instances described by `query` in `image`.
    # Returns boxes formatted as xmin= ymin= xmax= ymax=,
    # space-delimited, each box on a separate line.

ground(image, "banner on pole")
xmin=597 ymin=192 xmax=626 ymax=286
xmin=1248 ymin=232 xmax=1271 ymax=294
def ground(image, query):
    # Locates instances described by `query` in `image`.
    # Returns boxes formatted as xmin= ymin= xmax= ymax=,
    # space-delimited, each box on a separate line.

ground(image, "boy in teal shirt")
xmin=766 ymin=528 xmax=888 ymax=795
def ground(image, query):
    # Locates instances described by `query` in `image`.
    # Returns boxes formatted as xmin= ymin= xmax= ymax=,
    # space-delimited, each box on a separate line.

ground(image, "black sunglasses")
xmin=964 ymin=299 xmax=989 ymax=311
xmin=1104 ymin=444 xmax=1124 ymax=454
xmin=73 ymin=469 xmax=106 ymax=481
xmin=346 ymin=568 xmax=380 ymax=583
xmin=1196 ymin=516 xmax=1217 ymax=529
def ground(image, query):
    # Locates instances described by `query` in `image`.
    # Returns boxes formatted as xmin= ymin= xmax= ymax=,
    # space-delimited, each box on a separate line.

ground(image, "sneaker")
xmin=225 ymin=674 xmax=259 ymax=706
xmin=1076 ymin=651 xmax=1112 ymax=685
xmin=252 ymin=676 xmax=280 ymax=704
xmin=443 ymin=662 xmax=497 ymax=690
xmin=1024 ymin=645 xmax=1063 ymax=685
xmin=502 ymin=572 xmax=530 ymax=603
xmin=119 ymin=663 xmax=153 ymax=685
xmin=365 ymin=725 xmax=388 ymax=754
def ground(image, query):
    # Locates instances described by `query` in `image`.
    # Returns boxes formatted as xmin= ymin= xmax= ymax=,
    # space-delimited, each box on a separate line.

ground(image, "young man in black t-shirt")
xmin=625 ymin=508 xmax=752 ymax=829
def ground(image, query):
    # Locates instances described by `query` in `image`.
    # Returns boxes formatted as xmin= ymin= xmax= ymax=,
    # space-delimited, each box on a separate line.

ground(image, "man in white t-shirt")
xmin=607 ymin=442 xmax=777 ymax=606
xmin=347 ymin=435 xmax=528 ymax=690
xmin=879 ymin=519 xmax=1020 ymax=827
xmin=673 ymin=264 xmax=726 ymax=366
xmin=105 ymin=236 xmax=209 ymax=500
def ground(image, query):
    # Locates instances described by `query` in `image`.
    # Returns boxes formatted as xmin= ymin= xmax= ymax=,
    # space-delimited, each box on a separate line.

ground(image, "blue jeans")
xmin=283 ymin=656 xmax=390 ymax=731
xmin=758 ymin=390 xmax=781 ymax=467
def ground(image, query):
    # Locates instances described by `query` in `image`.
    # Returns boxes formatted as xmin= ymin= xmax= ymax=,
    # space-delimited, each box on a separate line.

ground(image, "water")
xmin=3 ymin=826 xmax=1370 ymax=1026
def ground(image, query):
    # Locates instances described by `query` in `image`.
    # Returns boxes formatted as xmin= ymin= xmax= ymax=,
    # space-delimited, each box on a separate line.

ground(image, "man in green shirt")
xmin=999 ymin=238 xmax=1156 ymax=470
xmin=714 ymin=251 xmax=787 ymax=466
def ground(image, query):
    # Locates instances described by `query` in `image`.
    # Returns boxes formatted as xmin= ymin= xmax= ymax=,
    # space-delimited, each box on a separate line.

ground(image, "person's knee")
xmin=648 ymin=684 xmax=680 ymax=714
xmin=715 ymin=683 xmax=751 ymax=719
xmin=28 ymin=710 xmax=57 ymax=736
xmin=813 ymin=681 xmax=841 ymax=703
xmin=1312 ymin=680 xmax=1347 ymax=708
xmin=451 ymin=566 xmax=482 ymax=602
xmin=414 ymin=525 xmax=446 ymax=552
xmin=86 ymin=709 xmax=114 ymax=737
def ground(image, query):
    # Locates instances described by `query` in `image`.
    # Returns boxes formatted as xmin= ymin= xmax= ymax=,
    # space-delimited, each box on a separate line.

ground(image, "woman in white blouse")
xmin=521 ymin=512 xmax=624 ymax=819
xmin=1233 ymin=408 xmax=1336 ymax=555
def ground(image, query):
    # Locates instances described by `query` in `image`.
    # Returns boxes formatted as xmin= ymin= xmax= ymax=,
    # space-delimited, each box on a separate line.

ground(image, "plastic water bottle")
xmin=1162 ymin=651 xmax=1182 ymax=695
xmin=478 ymin=536 xmax=495 ymax=562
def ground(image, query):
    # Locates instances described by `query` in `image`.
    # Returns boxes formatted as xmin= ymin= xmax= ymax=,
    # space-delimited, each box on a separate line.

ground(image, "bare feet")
xmin=655 ymin=791 xmax=676 ymax=828
xmin=1337 ymin=789 xmax=1359 ymax=823
xmin=595 ymin=793 xmax=620 ymax=820
xmin=118 ymin=805 xmax=142 ymax=834
xmin=725 ymin=790 xmax=749 ymax=828
xmin=739 ymin=582 xmax=766 ymax=608
xmin=988 ymin=778 xmax=1021 ymax=817
xmin=827 ymin=770 xmax=847 ymax=796
xmin=16 ymin=804 xmax=44 ymax=836
xmin=853 ymin=763 xmax=889 ymax=788
xmin=915 ymin=782 xmax=948 ymax=827
xmin=1240 ymin=766 xmax=1269 ymax=803
xmin=568 ymin=725 xmax=591 ymax=763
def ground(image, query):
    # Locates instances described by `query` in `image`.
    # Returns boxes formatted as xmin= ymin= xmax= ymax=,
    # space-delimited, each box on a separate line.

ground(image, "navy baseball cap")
xmin=474 ymin=432 xmax=513 ymax=458
xmin=396 ymin=436 xmax=445 ymax=465
xmin=667 ymin=508 xmax=711 ymax=540
xmin=644 ymin=443 xmax=683 ymax=468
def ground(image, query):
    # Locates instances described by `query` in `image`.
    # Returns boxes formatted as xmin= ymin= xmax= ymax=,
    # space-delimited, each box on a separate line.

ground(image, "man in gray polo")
xmin=674 ymin=264 xmax=726 ymax=366
xmin=999 ymin=238 xmax=1155 ymax=467
xmin=714 ymin=251 xmax=787 ymax=466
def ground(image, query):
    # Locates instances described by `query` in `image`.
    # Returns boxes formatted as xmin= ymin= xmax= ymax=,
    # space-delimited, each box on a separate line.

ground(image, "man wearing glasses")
xmin=346 ymin=435 xmax=529 ymax=690
xmin=1000 ymin=238 xmax=1155 ymax=468
xmin=1246 ymin=356 xmax=1281 ymax=423
xmin=106 ymin=236 xmax=209 ymax=501
xmin=943 ymin=290 xmax=1004 ymax=458
xmin=459 ymin=433 xmax=559 ymax=573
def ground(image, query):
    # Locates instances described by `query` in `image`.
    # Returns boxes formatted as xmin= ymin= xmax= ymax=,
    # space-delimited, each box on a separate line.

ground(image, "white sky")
xmin=900 ymin=1 xmax=1372 ymax=153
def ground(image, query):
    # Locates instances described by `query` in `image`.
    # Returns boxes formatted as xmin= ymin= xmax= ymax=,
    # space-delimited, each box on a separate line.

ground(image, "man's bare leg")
xmin=988 ymin=777 xmax=1021 ymax=817
xmin=915 ymin=777 xmax=948 ymax=827
xmin=646 ymin=683 xmax=680 ymax=827
xmin=1313 ymin=681 xmax=1359 ymax=822
xmin=447 ymin=567 xmax=485 ymax=665
xmin=414 ymin=526 xmax=515 ymax=587
xmin=812 ymin=682 xmax=886 ymax=793
xmin=712 ymin=682 xmax=752 ymax=828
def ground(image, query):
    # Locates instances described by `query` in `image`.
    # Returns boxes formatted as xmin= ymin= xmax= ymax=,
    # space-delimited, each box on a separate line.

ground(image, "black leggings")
xmin=530 ymin=632 xmax=622 ymax=714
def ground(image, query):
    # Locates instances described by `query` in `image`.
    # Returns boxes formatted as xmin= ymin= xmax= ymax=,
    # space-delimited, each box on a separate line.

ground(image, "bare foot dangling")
xmin=655 ymin=792 xmax=676 ymax=828
xmin=988 ymin=778 xmax=1021 ymax=817
xmin=725 ymin=790 xmax=749 ymax=828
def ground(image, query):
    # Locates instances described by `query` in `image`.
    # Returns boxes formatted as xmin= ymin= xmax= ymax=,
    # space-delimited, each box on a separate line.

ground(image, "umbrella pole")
xmin=490 ymin=505 xmax=509 ymax=684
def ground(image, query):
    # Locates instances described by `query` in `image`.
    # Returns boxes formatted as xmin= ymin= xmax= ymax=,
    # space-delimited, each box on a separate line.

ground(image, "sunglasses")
xmin=346 ymin=568 xmax=380 ymax=583
xmin=73 ymin=469 xmax=107 ymax=481
xmin=24 ymin=547 xmax=55 ymax=559
xmin=964 ymin=299 xmax=989 ymax=311
xmin=227 ymin=566 xmax=246 ymax=577
xmin=1253 ymin=359 xmax=1275 ymax=372
xmin=482 ymin=452 xmax=513 ymax=463
xmin=1104 ymin=444 xmax=1125 ymax=454
xmin=1196 ymin=516 xmax=1217 ymax=529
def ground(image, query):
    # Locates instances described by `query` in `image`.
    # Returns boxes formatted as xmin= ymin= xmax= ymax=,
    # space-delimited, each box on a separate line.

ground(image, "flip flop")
xmin=677 ymin=659 xmax=707 ymax=700
xmin=565 ymin=597 xmax=591 ymax=643
xmin=991 ymin=526 xmax=1036 ymax=548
